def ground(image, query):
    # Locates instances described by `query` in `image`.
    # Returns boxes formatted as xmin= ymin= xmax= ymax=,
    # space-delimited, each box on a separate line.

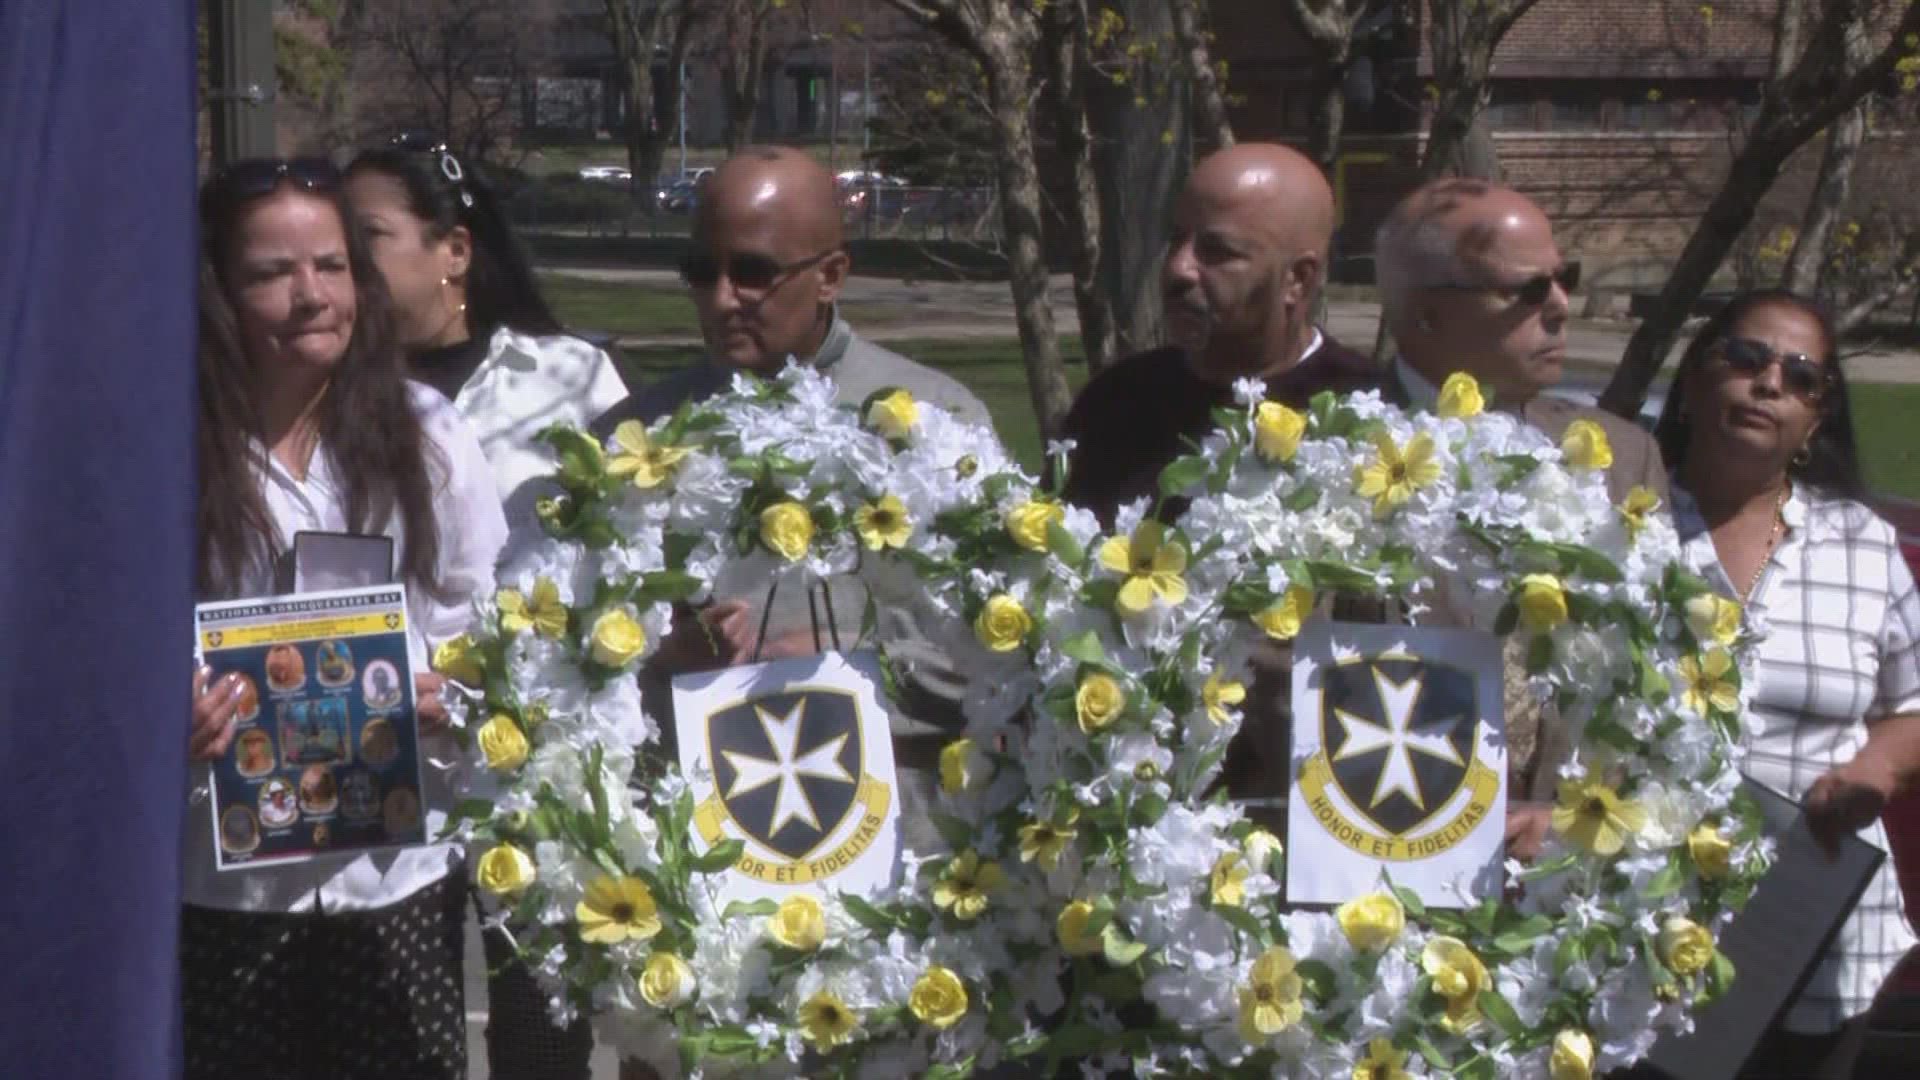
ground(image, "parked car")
xmin=577 ymin=164 xmax=633 ymax=183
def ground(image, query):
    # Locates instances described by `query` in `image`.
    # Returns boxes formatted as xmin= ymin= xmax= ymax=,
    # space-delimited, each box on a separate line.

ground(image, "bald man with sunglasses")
xmin=1377 ymin=179 xmax=1668 ymax=857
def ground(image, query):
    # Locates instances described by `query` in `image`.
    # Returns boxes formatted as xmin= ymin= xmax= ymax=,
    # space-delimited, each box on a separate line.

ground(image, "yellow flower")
xmin=1354 ymin=1037 xmax=1412 ymax=1080
xmin=1436 ymin=372 xmax=1486 ymax=419
xmin=1517 ymin=573 xmax=1570 ymax=633
xmin=1684 ymin=593 xmax=1742 ymax=647
xmin=477 ymin=843 xmax=536 ymax=894
xmin=1238 ymin=946 xmax=1305 ymax=1043
xmin=432 ymin=633 xmax=484 ymax=685
xmin=1252 ymin=400 xmax=1307 ymax=463
xmin=575 ymin=875 xmax=662 ymax=945
xmin=1336 ymin=891 xmax=1405 ymax=952
xmin=1244 ymin=828 xmax=1284 ymax=870
xmin=1618 ymin=486 xmax=1662 ymax=538
xmin=932 ymin=851 xmax=1004 ymax=921
xmin=1018 ymin=817 xmax=1077 ymax=869
xmin=1005 ymin=498 xmax=1065 ymax=552
xmin=1561 ymin=419 xmax=1614 ymax=472
xmin=973 ymin=593 xmax=1032 ymax=652
xmin=1056 ymin=900 xmax=1102 ymax=957
xmin=1097 ymin=520 xmax=1190 ymax=613
xmin=1254 ymin=584 xmax=1315 ymax=640
xmin=1203 ymin=670 xmax=1247 ymax=724
xmin=1688 ymin=823 xmax=1732 ymax=879
xmin=865 ymin=388 xmax=919 ymax=439
xmin=606 ymin=420 xmax=688 ymax=489
xmin=1679 ymin=647 xmax=1739 ymax=717
xmin=909 ymin=966 xmax=968 ymax=1029
xmin=759 ymin=500 xmax=815 ymax=562
xmin=1550 ymin=1028 xmax=1596 ymax=1080
xmin=589 ymin=608 xmax=647 ymax=669
xmin=1422 ymin=936 xmax=1488 ymax=1033
xmin=1074 ymin=671 xmax=1127 ymax=735
xmin=498 ymin=577 xmax=568 ymax=638
xmin=853 ymin=494 xmax=912 ymax=551
xmin=798 ymin=988 xmax=860 ymax=1047
xmin=476 ymin=714 xmax=530 ymax=771
xmin=1354 ymin=431 xmax=1441 ymax=516
xmin=638 ymin=951 xmax=695 ymax=1008
xmin=1552 ymin=776 xmax=1648 ymax=856
xmin=768 ymin=893 xmax=827 ymax=951
xmin=1658 ymin=916 xmax=1715 ymax=976
xmin=939 ymin=737 xmax=987 ymax=795
xmin=1209 ymin=851 xmax=1249 ymax=908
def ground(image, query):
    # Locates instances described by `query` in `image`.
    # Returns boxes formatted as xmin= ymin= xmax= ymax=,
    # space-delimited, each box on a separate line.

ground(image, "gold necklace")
xmin=1741 ymin=484 xmax=1790 ymax=600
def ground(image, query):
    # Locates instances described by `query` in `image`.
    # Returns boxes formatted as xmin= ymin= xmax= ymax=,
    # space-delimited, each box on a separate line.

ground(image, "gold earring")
xmin=1792 ymin=444 xmax=1812 ymax=468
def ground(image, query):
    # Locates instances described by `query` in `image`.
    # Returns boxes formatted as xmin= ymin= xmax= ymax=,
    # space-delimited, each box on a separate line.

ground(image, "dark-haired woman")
xmin=1654 ymin=289 xmax=1920 ymax=1079
xmin=345 ymin=137 xmax=627 ymax=538
xmin=185 ymin=160 xmax=506 ymax=1079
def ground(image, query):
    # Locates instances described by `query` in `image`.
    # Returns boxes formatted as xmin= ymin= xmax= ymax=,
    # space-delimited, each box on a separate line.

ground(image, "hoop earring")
xmin=1791 ymin=445 xmax=1812 ymax=468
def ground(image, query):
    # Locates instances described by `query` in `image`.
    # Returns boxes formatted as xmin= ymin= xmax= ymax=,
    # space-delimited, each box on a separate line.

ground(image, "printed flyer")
xmin=195 ymin=585 xmax=425 ymax=870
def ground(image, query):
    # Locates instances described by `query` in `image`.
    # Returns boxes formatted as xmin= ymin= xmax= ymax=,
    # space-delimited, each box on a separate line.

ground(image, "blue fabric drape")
xmin=0 ymin=3 xmax=197 ymax=1076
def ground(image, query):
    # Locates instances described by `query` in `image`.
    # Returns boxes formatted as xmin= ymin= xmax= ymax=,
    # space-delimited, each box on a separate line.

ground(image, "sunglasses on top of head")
xmin=678 ymin=249 xmax=839 ymax=293
xmin=1711 ymin=335 xmax=1831 ymax=399
xmin=1432 ymin=261 xmax=1581 ymax=306
xmin=388 ymin=132 xmax=473 ymax=206
xmin=212 ymin=158 xmax=342 ymax=201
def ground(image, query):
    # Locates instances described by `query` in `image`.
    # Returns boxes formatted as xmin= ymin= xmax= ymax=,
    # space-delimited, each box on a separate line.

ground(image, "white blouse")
xmin=1673 ymin=481 xmax=1920 ymax=1031
xmin=184 ymin=382 xmax=507 ymax=913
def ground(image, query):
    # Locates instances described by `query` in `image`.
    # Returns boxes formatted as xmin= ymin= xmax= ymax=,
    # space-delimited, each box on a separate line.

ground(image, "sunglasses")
xmin=1712 ymin=335 xmax=1831 ymax=398
xmin=212 ymin=158 xmax=342 ymax=201
xmin=388 ymin=133 xmax=473 ymax=207
xmin=1432 ymin=261 xmax=1581 ymax=306
xmin=679 ymin=249 xmax=838 ymax=293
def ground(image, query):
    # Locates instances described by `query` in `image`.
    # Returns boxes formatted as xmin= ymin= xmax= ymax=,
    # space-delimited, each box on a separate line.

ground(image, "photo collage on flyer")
xmin=195 ymin=586 xmax=427 ymax=870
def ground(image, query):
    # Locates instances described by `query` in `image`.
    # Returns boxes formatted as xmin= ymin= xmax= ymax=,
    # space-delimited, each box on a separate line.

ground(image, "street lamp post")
xmin=206 ymin=0 xmax=278 ymax=167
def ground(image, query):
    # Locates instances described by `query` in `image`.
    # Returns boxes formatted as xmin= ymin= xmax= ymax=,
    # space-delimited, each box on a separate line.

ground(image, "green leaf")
xmin=924 ymin=1058 xmax=977 ymax=1080
xmin=1295 ymin=958 xmax=1338 ymax=1004
xmin=1282 ymin=481 xmax=1322 ymax=511
xmin=1060 ymin=630 xmax=1109 ymax=669
xmin=1493 ymin=601 xmax=1519 ymax=637
xmin=929 ymin=813 xmax=975 ymax=852
xmin=721 ymin=898 xmax=779 ymax=921
xmin=1391 ymin=885 xmax=1428 ymax=920
xmin=1303 ymin=559 xmax=1378 ymax=591
xmin=838 ymin=894 xmax=902 ymax=935
xmin=1158 ymin=454 xmax=1210 ymax=497
xmin=1477 ymin=988 xmax=1525 ymax=1037
xmin=1457 ymin=1054 xmax=1497 ymax=1080
xmin=1213 ymin=904 xmax=1272 ymax=946
xmin=635 ymin=569 xmax=703 ymax=603
xmin=1526 ymin=633 xmax=1554 ymax=674
xmin=1100 ymin=922 xmax=1149 ymax=966
xmin=1554 ymin=933 xmax=1587 ymax=978
xmin=691 ymin=838 xmax=745 ymax=873
xmin=1045 ymin=520 xmax=1085 ymax=565
xmin=1491 ymin=914 xmax=1555 ymax=956
xmin=1643 ymin=857 xmax=1686 ymax=899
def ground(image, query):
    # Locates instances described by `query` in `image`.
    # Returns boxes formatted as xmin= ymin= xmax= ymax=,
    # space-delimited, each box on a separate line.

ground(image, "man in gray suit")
xmin=599 ymin=146 xmax=992 ymax=857
xmin=1375 ymin=179 xmax=1668 ymax=856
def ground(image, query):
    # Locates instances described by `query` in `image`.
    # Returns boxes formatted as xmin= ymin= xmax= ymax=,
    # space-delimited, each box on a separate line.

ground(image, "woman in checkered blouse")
xmin=1653 ymin=290 xmax=1920 ymax=1079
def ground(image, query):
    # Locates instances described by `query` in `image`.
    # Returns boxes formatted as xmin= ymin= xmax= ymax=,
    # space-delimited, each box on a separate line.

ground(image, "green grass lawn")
xmin=1851 ymin=382 xmax=1920 ymax=500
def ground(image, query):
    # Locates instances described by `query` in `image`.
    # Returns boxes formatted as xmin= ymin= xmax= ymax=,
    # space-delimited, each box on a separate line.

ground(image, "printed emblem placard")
xmin=1286 ymin=620 xmax=1506 ymax=907
xmin=673 ymin=651 xmax=901 ymax=903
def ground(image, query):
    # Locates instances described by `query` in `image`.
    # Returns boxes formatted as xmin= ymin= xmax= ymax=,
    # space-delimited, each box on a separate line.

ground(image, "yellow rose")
xmin=638 ymin=951 xmax=695 ymax=1008
xmin=1254 ymin=584 xmax=1315 ymax=640
xmin=1437 ymin=372 xmax=1487 ymax=419
xmin=768 ymin=894 xmax=827 ymax=952
xmin=865 ymin=388 xmax=920 ymax=439
xmin=1562 ymin=419 xmax=1614 ymax=472
xmin=589 ymin=608 xmax=647 ymax=669
xmin=476 ymin=714 xmax=530 ymax=771
xmin=477 ymin=843 xmax=536 ymax=895
xmin=1335 ymin=891 xmax=1405 ymax=952
xmin=1056 ymin=900 xmax=1102 ymax=957
xmin=1074 ymin=672 xmax=1126 ymax=735
xmin=759 ymin=501 xmax=815 ymax=562
xmin=1550 ymin=1028 xmax=1596 ymax=1080
xmin=1517 ymin=573 xmax=1569 ymax=632
xmin=1688 ymin=823 xmax=1732 ymax=879
xmin=1658 ymin=916 xmax=1715 ymax=976
xmin=909 ymin=966 xmax=968 ymax=1029
xmin=1684 ymin=593 xmax=1742 ymax=647
xmin=1252 ymin=401 xmax=1307 ymax=463
xmin=939 ymin=737 xmax=988 ymax=795
xmin=1421 ymin=936 xmax=1488 ymax=1033
xmin=432 ymin=633 xmax=485 ymax=685
xmin=1005 ymin=498 xmax=1066 ymax=552
xmin=974 ymin=593 xmax=1031 ymax=652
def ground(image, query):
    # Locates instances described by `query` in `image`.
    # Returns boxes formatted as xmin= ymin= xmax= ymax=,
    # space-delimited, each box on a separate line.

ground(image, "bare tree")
xmin=1168 ymin=0 xmax=1233 ymax=150
xmin=1601 ymin=0 xmax=1920 ymax=416
xmin=604 ymin=0 xmax=701 ymax=205
xmin=1281 ymin=0 xmax=1392 ymax=172
xmin=355 ymin=0 xmax=549 ymax=157
xmin=1783 ymin=10 xmax=1877 ymax=295
xmin=1042 ymin=1 xmax=1118 ymax=373
xmin=887 ymin=0 xmax=1074 ymax=440
xmin=1421 ymin=0 xmax=1544 ymax=179
xmin=715 ymin=0 xmax=794 ymax=151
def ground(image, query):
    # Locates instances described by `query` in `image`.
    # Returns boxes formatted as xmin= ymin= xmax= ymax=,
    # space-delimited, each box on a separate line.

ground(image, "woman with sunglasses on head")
xmin=344 ymin=135 xmax=628 ymax=541
xmin=1652 ymin=289 xmax=1920 ymax=1079
xmin=185 ymin=159 xmax=506 ymax=1079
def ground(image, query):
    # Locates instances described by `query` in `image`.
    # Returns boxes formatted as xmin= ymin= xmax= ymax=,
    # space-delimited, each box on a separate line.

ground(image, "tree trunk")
xmin=1835 ymin=234 xmax=1920 ymax=334
xmin=1310 ymin=76 xmax=1347 ymax=174
xmin=605 ymin=1 xmax=668 ymax=214
xmin=1046 ymin=4 xmax=1117 ymax=374
xmin=1168 ymin=0 xmax=1233 ymax=150
xmin=981 ymin=31 xmax=1073 ymax=441
xmin=1782 ymin=98 xmax=1865 ymax=297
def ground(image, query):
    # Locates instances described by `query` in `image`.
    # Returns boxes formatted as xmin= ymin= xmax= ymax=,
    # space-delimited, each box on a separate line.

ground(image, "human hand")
xmin=1505 ymin=800 xmax=1554 ymax=862
xmin=415 ymin=671 xmax=450 ymax=735
xmin=1804 ymin=753 xmax=1898 ymax=860
xmin=189 ymin=665 xmax=246 ymax=762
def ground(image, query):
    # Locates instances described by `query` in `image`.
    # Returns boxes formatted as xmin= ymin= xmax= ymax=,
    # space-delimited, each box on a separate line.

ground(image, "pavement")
xmin=546 ymin=265 xmax=1920 ymax=385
